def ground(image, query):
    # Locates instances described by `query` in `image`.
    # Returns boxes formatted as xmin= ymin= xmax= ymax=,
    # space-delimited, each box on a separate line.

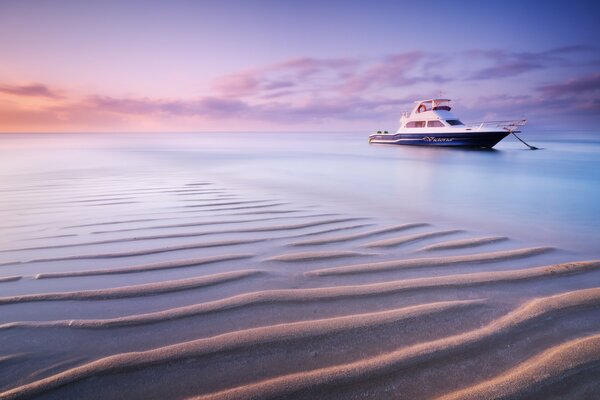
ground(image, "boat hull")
xmin=368 ymin=131 xmax=510 ymax=149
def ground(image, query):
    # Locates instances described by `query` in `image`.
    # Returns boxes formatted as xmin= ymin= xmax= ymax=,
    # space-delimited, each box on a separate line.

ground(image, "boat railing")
xmin=465 ymin=119 xmax=527 ymax=132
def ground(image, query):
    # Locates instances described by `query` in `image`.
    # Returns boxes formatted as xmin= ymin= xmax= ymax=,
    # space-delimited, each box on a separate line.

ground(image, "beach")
xmin=1 ymin=132 xmax=599 ymax=399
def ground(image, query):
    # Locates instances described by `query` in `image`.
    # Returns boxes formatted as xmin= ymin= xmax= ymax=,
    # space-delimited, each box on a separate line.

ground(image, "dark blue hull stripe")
xmin=368 ymin=132 xmax=510 ymax=148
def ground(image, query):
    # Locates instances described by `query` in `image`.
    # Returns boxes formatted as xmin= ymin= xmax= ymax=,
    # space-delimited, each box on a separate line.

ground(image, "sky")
xmin=0 ymin=0 xmax=599 ymax=132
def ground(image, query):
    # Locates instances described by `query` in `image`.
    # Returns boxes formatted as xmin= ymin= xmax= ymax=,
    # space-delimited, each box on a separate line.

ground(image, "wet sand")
xmin=1 ymin=171 xmax=599 ymax=399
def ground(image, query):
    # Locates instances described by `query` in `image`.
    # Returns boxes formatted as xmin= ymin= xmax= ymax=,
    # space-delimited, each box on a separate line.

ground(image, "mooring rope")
xmin=507 ymin=129 xmax=539 ymax=150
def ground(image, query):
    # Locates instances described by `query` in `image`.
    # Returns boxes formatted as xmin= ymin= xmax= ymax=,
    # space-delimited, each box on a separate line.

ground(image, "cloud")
xmin=212 ymin=72 xmax=261 ymax=97
xmin=469 ymin=60 xmax=543 ymax=80
xmin=252 ymin=96 xmax=411 ymax=123
xmin=84 ymin=95 xmax=249 ymax=118
xmin=466 ymin=46 xmax=596 ymax=80
xmin=82 ymin=93 xmax=406 ymax=123
xmin=262 ymin=80 xmax=295 ymax=90
xmin=338 ymin=51 xmax=428 ymax=94
xmin=2 ymin=46 xmax=599 ymax=131
xmin=469 ymin=86 xmax=599 ymax=124
xmin=0 ymin=83 xmax=64 ymax=98
xmin=212 ymin=56 xmax=359 ymax=99
xmin=537 ymin=72 xmax=600 ymax=96
xmin=212 ymin=51 xmax=436 ymax=101
xmin=271 ymin=57 xmax=358 ymax=78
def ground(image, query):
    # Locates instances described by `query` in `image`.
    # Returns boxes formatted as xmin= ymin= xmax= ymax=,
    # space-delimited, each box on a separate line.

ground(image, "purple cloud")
xmin=466 ymin=46 xmax=596 ymax=80
xmin=272 ymin=57 xmax=358 ymax=78
xmin=537 ymin=72 xmax=600 ymax=96
xmin=0 ymin=83 xmax=63 ymax=98
xmin=469 ymin=87 xmax=599 ymax=124
xmin=262 ymin=80 xmax=295 ymax=90
xmin=338 ymin=51 xmax=427 ymax=94
xmin=74 ymin=90 xmax=412 ymax=124
xmin=209 ymin=51 xmax=456 ymax=106
xmin=212 ymin=56 xmax=359 ymax=99
xmin=212 ymin=72 xmax=261 ymax=97
xmin=4 ymin=46 xmax=598 ymax=131
xmin=469 ymin=60 xmax=543 ymax=80
xmin=86 ymin=95 xmax=248 ymax=118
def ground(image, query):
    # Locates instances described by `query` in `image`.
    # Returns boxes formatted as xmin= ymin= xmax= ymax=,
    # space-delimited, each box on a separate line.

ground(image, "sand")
xmin=418 ymin=236 xmax=509 ymax=251
xmin=1 ymin=177 xmax=599 ymax=400
xmin=0 ymin=270 xmax=264 ymax=305
xmin=191 ymin=288 xmax=600 ymax=400
xmin=288 ymin=223 xmax=429 ymax=246
xmin=307 ymin=246 xmax=555 ymax=276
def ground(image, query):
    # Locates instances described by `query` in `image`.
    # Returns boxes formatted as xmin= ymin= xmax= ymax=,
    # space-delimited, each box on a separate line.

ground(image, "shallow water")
xmin=2 ymin=131 xmax=597 ymax=255
xmin=0 ymin=132 xmax=599 ymax=399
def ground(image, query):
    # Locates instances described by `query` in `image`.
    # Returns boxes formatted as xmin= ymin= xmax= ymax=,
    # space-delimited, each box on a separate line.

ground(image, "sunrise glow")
xmin=1 ymin=0 xmax=598 ymax=132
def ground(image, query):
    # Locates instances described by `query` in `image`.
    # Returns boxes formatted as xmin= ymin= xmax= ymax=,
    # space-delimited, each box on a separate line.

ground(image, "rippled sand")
xmin=1 ymin=171 xmax=599 ymax=399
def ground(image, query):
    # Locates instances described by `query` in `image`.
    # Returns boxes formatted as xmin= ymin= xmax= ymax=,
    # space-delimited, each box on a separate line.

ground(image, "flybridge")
xmin=414 ymin=99 xmax=452 ymax=111
xmin=400 ymin=99 xmax=453 ymax=120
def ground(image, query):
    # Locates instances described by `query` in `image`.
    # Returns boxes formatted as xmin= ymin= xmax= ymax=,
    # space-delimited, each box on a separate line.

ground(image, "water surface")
xmin=3 ymin=131 xmax=596 ymax=255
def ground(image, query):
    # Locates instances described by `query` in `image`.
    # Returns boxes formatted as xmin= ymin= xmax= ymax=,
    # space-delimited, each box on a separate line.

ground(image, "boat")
xmin=368 ymin=99 xmax=526 ymax=149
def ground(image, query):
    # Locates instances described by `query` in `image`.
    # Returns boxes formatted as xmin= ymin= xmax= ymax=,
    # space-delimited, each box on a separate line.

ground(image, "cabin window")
xmin=446 ymin=120 xmax=464 ymax=126
xmin=406 ymin=121 xmax=426 ymax=128
xmin=427 ymin=120 xmax=444 ymax=127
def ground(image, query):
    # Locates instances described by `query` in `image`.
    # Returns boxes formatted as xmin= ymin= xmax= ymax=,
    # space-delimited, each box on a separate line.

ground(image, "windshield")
xmin=446 ymin=120 xmax=464 ymax=126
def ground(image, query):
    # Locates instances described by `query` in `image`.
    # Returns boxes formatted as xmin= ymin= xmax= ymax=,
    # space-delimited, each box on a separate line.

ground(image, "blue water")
xmin=1 ymin=132 xmax=599 ymax=256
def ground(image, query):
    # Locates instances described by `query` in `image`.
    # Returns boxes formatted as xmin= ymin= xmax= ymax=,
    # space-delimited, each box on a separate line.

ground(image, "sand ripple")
xmin=267 ymin=251 xmax=375 ymax=262
xmin=284 ymin=223 xmax=374 ymax=239
xmin=2 ymin=178 xmax=598 ymax=399
xmin=308 ymin=246 xmax=555 ymax=276
xmin=289 ymin=223 xmax=428 ymax=246
xmin=184 ymin=200 xmax=270 ymax=208
xmin=0 ymin=217 xmax=364 ymax=256
xmin=0 ymin=276 xmax=22 ymax=283
xmin=0 ymin=301 xmax=481 ymax=400
xmin=419 ymin=236 xmax=509 ymax=251
xmin=2 ymin=260 xmax=597 ymax=330
xmin=0 ymin=270 xmax=263 ymax=305
xmin=192 ymin=288 xmax=600 ymax=400
xmin=1 ymin=239 xmax=264 ymax=265
xmin=362 ymin=229 xmax=463 ymax=248
xmin=437 ymin=334 xmax=600 ymax=400
xmin=33 ymin=254 xmax=253 ymax=279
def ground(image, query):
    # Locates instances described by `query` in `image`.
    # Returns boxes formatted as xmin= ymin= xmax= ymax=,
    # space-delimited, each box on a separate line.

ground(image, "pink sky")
xmin=1 ymin=1 xmax=599 ymax=132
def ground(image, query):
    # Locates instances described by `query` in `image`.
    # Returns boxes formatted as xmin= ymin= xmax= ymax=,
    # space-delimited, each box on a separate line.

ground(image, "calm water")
xmin=1 ymin=132 xmax=599 ymax=256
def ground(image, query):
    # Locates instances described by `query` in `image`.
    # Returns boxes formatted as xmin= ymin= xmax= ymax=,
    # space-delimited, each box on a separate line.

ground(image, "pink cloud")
xmin=85 ymin=95 xmax=248 ymax=118
xmin=211 ymin=52 xmax=432 ymax=101
xmin=339 ymin=51 xmax=428 ymax=94
xmin=262 ymin=80 xmax=295 ymax=90
xmin=212 ymin=72 xmax=261 ymax=97
xmin=0 ymin=83 xmax=63 ymax=98
xmin=212 ymin=56 xmax=359 ymax=99
xmin=272 ymin=57 xmax=358 ymax=78
xmin=2 ymin=47 xmax=598 ymax=131
xmin=242 ymin=94 xmax=413 ymax=124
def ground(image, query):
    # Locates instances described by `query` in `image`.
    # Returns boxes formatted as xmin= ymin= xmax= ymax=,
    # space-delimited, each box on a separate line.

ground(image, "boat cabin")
xmin=401 ymin=98 xmax=464 ymax=128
